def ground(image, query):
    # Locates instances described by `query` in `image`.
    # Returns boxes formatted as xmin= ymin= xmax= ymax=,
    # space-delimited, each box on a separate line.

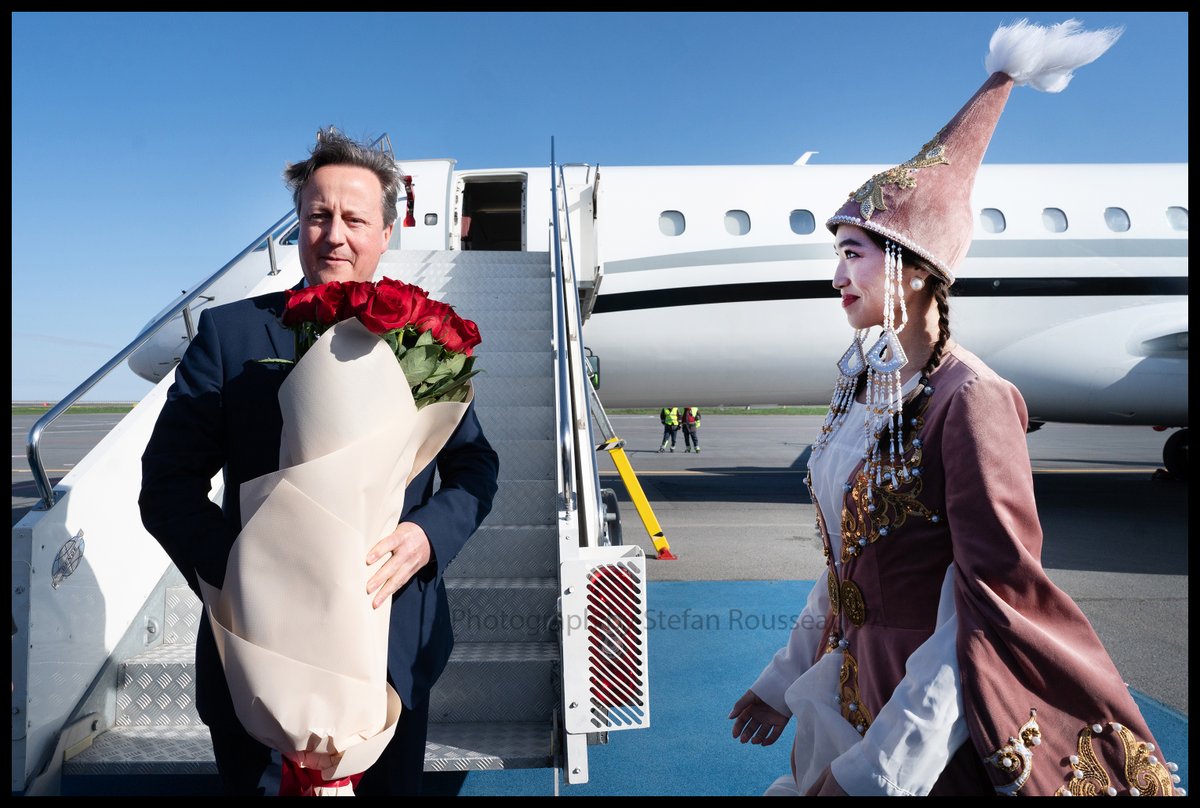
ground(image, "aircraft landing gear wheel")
xmin=1162 ymin=428 xmax=1188 ymax=480
xmin=600 ymin=488 xmax=623 ymax=546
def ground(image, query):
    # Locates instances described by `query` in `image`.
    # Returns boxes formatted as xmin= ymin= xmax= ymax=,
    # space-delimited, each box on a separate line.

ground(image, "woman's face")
xmin=832 ymin=224 xmax=926 ymax=330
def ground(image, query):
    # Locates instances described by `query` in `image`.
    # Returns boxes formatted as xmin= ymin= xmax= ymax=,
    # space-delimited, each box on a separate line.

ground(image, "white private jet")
xmin=127 ymin=154 xmax=1190 ymax=474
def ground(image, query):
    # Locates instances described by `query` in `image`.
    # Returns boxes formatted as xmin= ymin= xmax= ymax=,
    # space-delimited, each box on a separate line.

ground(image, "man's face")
xmin=297 ymin=164 xmax=394 ymax=286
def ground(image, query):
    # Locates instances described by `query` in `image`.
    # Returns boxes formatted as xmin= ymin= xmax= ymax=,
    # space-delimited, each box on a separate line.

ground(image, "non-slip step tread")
xmin=445 ymin=577 xmax=558 ymax=589
xmin=449 ymin=641 xmax=559 ymax=663
xmin=425 ymin=721 xmax=554 ymax=771
xmin=64 ymin=726 xmax=216 ymax=775
xmin=64 ymin=721 xmax=555 ymax=775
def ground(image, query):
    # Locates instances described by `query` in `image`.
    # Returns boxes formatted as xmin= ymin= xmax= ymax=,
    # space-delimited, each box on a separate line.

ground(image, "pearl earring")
xmin=910 ymin=277 xmax=926 ymax=291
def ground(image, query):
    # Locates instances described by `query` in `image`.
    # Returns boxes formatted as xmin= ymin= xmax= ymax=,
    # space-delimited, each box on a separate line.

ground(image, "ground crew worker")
xmin=658 ymin=406 xmax=680 ymax=452
xmin=681 ymin=406 xmax=701 ymax=452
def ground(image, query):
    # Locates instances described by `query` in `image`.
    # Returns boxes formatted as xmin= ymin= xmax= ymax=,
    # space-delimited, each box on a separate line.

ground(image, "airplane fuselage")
xmin=583 ymin=163 xmax=1187 ymax=427
xmin=128 ymin=160 xmax=1188 ymax=428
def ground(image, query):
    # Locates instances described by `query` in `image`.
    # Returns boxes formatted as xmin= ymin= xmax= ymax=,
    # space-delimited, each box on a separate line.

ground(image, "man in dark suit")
xmin=139 ymin=128 xmax=499 ymax=796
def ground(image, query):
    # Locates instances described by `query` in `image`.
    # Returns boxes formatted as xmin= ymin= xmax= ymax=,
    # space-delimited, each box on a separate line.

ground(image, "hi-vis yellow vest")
xmin=662 ymin=407 xmax=679 ymax=426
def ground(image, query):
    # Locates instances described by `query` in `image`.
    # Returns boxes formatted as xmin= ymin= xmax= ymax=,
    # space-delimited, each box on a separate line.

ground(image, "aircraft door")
xmin=453 ymin=174 xmax=528 ymax=251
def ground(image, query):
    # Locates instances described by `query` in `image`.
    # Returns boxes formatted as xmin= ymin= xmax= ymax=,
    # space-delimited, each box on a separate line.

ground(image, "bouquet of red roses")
xmin=200 ymin=277 xmax=483 ymax=795
xmin=274 ymin=277 xmax=481 ymax=407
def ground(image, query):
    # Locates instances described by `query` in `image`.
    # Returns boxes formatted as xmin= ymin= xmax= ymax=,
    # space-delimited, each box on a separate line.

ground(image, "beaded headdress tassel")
xmin=861 ymin=241 xmax=911 ymax=507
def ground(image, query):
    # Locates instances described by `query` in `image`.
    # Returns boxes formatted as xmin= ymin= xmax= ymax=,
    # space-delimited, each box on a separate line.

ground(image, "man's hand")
xmin=366 ymin=522 xmax=432 ymax=609
xmin=729 ymin=688 xmax=789 ymax=746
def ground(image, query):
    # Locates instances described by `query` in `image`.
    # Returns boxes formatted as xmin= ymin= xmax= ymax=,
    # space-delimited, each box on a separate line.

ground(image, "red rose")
xmin=312 ymin=282 xmax=346 ymax=326
xmin=361 ymin=278 xmax=429 ymax=333
xmin=340 ymin=281 xmax=375 ymax=323
xmin=438 ymin=313 xmax=482 ymax=356
xmin=411 ymin=299 xmax=454 ymax=343
xmin=282 ymin=286 xmax=323 ymax=328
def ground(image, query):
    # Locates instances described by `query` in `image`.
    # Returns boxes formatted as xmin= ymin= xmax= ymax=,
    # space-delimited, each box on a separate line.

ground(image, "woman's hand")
xmin=728 ymin=689 xmax=789 ymax=746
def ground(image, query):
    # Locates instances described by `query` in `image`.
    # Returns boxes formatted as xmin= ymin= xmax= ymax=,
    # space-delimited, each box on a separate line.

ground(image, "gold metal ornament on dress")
xmin=839 ymin=580 xmax=866 ymax=627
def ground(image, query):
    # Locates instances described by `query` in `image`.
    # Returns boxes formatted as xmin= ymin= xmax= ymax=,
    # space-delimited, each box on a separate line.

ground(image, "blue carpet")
xmin=450 ymin=581 xmax=1188 ymax=796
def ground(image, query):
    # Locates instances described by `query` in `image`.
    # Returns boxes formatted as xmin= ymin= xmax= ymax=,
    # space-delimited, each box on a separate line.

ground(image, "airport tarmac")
xmin=12 ymin=411 xmax=1189 ymax=795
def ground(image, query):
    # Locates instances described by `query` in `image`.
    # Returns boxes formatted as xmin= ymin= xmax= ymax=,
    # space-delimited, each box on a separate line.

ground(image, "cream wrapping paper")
xmin=197 ymin=317 xmax=472 ymax=784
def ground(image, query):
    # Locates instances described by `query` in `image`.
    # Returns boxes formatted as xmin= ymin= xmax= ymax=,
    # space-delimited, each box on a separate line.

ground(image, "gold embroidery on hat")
xmin=850 ymin=132 xmax=950 ymax=221
xmin=838 ymin=650 xmax=873 ymax=734
xmin=1056 ymin=722 xmax=1175 ymax=796
xmin=985 ymin=709 xmax=1041 ymax=796
xmin=840 ymin=580 xmax=866 ymax=626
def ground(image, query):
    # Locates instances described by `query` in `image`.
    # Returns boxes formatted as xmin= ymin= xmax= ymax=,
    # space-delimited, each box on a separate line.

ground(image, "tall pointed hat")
xmin=826 ymin=19 xmax=1122 ymax=284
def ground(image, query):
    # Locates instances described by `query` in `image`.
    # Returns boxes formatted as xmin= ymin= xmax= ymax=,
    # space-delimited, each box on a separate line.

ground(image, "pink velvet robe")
xmin=807 ymin=345 xmax=1178 ymax=796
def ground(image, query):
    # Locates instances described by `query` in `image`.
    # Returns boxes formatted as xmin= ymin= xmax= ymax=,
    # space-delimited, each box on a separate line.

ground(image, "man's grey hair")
xmin=284 ymin=127 xmax=402 ymax=227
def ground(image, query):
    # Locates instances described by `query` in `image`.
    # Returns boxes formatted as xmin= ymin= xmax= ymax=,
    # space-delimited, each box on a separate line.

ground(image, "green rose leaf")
xmin=399 ymin=343 xmax=442 ymax=388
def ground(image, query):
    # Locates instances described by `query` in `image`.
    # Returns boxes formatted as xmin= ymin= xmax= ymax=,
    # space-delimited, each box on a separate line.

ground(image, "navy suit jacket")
xmin=139 ymin=290 xmax=499 ymax=728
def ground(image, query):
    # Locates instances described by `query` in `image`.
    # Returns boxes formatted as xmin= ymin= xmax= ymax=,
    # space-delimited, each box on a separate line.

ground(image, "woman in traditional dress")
xmin=728 ymin=19 xmax=1184 ymax=797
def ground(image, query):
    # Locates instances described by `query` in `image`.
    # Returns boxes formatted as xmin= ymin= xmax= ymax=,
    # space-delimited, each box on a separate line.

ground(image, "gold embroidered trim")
xmin=985 ymin=709 xmax=1041 ymax=796
xmin=1057 ymin=722 xmax=1175 ymax=796
xmin=1115 ymin=723 xmax=1175 ymax=796
xmin=838 ymin=649 xmax=873 ymax=734
xmin=827 ymin=568 xmax=840 ymax=616
xmin=840 ymin=580 xmax=866 ymax=627
xmin=840 ymin=442 xmax=938 ymax=561
xmin=840 ymin=475 xmax=870 ymax=562
xmin=849 ymin=131 xmax=950 ymax=221
xmin=1060 ymin=722 xmax=1110 ymax=796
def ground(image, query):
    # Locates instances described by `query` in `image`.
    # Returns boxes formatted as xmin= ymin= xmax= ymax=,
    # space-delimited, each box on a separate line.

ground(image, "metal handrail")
xmin=25 ymin=210 xmax=296 ymax=511
xmin=549 ymin=138 xmax=576 ymax=514
xmin=25 ymin=132 xmax=395 ymax=512
xmin=555 ymin=161 xmax=604 ymax=545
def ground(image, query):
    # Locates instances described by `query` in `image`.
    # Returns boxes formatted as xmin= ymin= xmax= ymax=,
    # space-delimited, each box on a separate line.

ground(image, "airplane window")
xmin=725 ymin=210 xmax=751 ymax=236
xmin=1166 ymin=206 xmax=1188 ymax=231
xmin=424 ymin=213 xmax=438 ymax=226
xmin=979 ymin=208 xmax=1006 ymax=233
xmin=253 ymin=222 xmax=300 ymax=251
xmin=280 ymin=224 xmax=300 ymax=246
xmin=789 ymin=210 xmax=815 ymax=235
xmin=659 ymin=210 xmax=686 ymax=237
xmin=1104 ymin=207 xmax=1130 ymax=232
xmin=1042 ymin=207 xmax=1068 ymax=233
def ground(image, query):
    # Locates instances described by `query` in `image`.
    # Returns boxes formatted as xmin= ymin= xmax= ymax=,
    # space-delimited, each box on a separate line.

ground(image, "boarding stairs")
xmin=13 ymin=156 xmax=649 ymax=795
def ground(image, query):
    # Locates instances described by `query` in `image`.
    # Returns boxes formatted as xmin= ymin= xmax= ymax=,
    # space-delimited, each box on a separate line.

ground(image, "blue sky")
xmin=11 ymin=12 xmax=1188 ymax=401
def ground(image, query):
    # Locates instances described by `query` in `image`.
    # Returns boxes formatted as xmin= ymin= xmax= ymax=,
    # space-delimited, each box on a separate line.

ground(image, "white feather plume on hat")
xmin=985 ymin=18 xmax=1123 ymax=93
